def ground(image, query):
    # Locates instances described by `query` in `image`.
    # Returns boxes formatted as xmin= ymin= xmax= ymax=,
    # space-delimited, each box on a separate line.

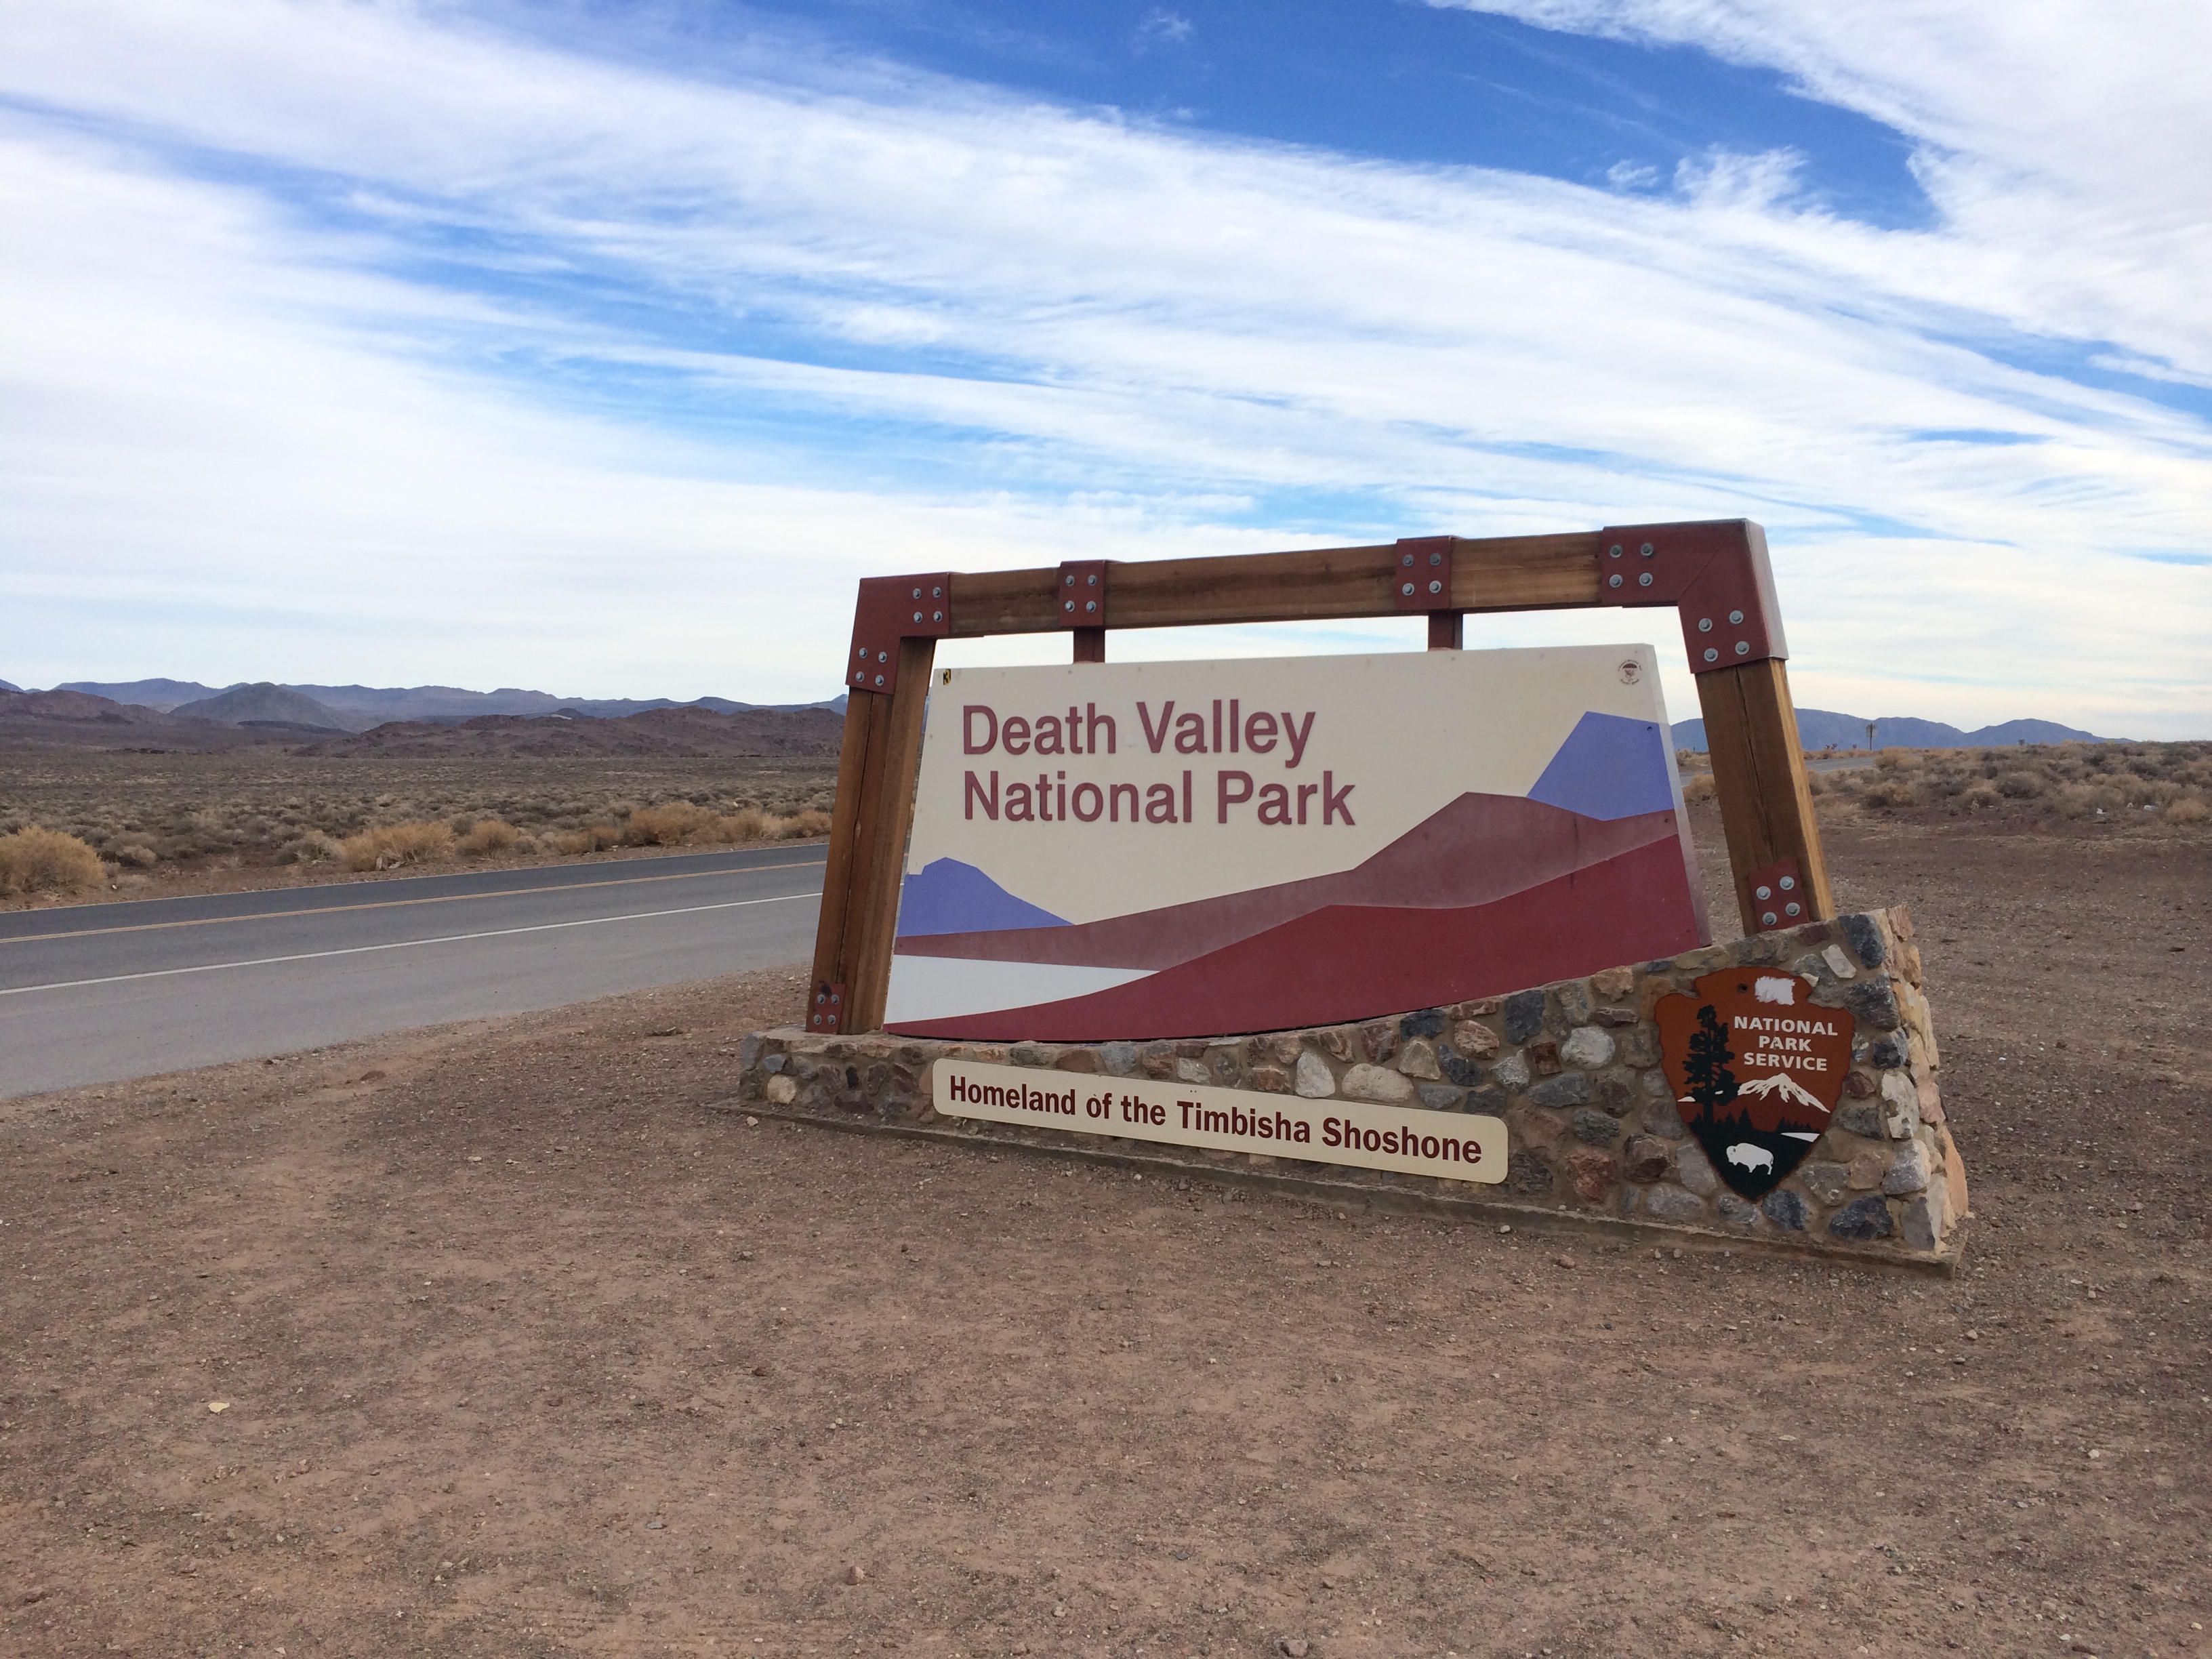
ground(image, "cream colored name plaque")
xmin=932 ymin=1059 xmax=1507 ymax=1185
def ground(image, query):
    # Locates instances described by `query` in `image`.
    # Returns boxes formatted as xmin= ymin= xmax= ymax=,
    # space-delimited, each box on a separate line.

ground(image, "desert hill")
xmin=168 ymin=682 xmax=363 ymax=732
xmin=293 ymin=703 xmax=845 ymax=758
xmin=1675 ymin=708 xmax=2112 ymax=752
xmin=56 ymin=679 xmax=844 ymax=722
xmin=0 ymin=687 xmax=282 ymax=752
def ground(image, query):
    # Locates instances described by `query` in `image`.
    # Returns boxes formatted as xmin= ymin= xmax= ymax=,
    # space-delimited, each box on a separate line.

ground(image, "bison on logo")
xmin=1655 ymin=967 xmax=1856 ymax=1200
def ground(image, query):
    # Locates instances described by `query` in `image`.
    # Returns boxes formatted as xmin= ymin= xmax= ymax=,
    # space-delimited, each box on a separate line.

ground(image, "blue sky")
xmin=1 ymin=0 xmax=2207 ymax=734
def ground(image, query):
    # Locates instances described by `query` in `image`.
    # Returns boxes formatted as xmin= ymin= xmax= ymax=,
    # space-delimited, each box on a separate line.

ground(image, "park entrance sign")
xmin=756 ymin=523 xmax=1966 ymax=1265
xmin=885 ymin=646 xmax=1707 ymax=1039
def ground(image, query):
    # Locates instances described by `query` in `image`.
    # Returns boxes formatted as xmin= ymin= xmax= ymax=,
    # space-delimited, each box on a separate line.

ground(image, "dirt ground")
xmin=3 ymin=813 xmax=2207 ymax=1658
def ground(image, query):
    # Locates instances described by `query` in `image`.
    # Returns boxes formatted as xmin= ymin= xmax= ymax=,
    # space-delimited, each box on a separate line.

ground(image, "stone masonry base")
xmin=726 ymin=907 xmax=1966 ymax=1273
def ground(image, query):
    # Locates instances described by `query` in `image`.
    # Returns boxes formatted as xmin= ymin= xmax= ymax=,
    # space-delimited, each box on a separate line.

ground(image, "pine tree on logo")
xmin=1683 ymin=1003 xmax=1736 ymax=1122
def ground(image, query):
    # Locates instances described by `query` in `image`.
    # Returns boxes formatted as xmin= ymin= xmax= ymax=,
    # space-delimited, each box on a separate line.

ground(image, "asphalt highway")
xmin=0 ymin=846 xmax=826 ymax=1099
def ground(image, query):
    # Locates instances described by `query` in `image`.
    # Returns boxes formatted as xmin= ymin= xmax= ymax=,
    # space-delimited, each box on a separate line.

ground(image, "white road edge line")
xmin=0 ymin=891 xmax=821 ymax=997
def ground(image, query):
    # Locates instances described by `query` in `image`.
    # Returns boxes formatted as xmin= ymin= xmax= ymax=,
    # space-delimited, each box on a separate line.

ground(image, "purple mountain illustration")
xmin=897 ymin=858 xmax=1067 ymax=938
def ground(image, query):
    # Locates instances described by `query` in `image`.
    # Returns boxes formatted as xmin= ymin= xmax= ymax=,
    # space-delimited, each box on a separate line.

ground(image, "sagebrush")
xmin=0 ymin=825 xmax=106 ymax=893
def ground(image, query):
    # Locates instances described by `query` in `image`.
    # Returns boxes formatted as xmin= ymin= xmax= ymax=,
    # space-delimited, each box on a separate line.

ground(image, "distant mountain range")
xmin=3 ymin=677 xmax=2116 ymax=750
xmin=45 ymin=679 xmax=846 ymax=727
xmin=1673 ymin=710 xmax=2113 ymax=752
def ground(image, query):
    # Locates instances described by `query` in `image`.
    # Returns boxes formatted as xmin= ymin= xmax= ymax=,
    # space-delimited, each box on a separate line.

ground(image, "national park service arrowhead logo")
xmin=1656 ymin=968 xmax=1856 ymax=1200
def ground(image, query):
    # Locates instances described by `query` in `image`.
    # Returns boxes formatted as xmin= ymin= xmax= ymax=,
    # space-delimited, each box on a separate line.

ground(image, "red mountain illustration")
xmin=895 ymin=792 xmax=1700 ymax=972
xmin=887 ymin=834 xmax=1705 ymax=1041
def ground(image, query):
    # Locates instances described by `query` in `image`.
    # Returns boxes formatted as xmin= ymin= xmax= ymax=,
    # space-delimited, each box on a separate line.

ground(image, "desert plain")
xmin=1 ymin=784 xmax=2207 ymax=1658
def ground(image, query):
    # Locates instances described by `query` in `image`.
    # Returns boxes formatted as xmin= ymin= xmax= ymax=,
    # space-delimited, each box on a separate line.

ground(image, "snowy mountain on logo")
xmin=1736 ymin=1072 xmax=1831 ymax=1115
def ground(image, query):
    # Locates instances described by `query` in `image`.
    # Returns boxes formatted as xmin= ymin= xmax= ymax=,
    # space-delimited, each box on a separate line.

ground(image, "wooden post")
xmin=1696 ymin=656 xmax=1835 ymax=935
xmin=806 ymin=638 xmax=937 ymax=1031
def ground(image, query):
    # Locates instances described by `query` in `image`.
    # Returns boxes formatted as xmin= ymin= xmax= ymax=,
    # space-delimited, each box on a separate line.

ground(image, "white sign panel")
xmin=932 ymin=1059 xmax=1507 ymax=1185
xmin=886 ymin=644 xmax=1706 ymax=1041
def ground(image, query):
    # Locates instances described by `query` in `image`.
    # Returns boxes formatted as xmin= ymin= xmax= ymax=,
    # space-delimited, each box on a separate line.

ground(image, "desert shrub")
xmin=554 ymin=823 xmax=625 ymax=855
xmin=340 ymin=819 xmax=456 ymax=872
xmin=278 ymin=832 xmax=344 ymax=865
xmin=781 ymin=808 xmax=833 ymax=838
xmin=112 ymin=842 xmax=159 ymax=868
xmin=459 ymin=819 xmax=525 ymax=857
xmin=623 ymin=802 xmax=718 ymax=846
xmin=2165 ymin=796 xmax=2209 ymax=824
xmin=1959 ymin=781 xmax=2003 ymax=812
xmin=0 ymin=826 xmax=105 ymax=893
xmin=1873 ymin=750 xmax=1914 ymax=771
xmin=1994 ymin=770 xmax=2045 ymax=798
xmin=1681 ymin=773 xmax=1717 ymax=803
xmin=1860 ymin=777 xmax=1918 ymax=810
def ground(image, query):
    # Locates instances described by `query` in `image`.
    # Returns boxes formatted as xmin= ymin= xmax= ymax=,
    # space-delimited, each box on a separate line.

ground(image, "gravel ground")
xmin=2 ymin=811 xmax=2207 ymax=1658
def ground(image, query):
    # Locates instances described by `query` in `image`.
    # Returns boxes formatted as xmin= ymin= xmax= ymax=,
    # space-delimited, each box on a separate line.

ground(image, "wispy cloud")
xmin=0 ymin=0 xmax=2204 ymax=733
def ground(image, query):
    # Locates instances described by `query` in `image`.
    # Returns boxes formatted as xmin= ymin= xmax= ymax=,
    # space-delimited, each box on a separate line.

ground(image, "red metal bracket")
xmin=846 ymin=573 xmax=951 ymax=696
xmin=1744 ymin=857 xmax=1809 ymax=932
xmin=1596 ymin=519 xmax=1787 ymax=673
xmin=1055 ymin=560 xmax=1107 ymax=628
xmin=808 ymin=981 xmax=847 ymax=1034
xmin=1392 ymin=537 xmax=1454 ymax=611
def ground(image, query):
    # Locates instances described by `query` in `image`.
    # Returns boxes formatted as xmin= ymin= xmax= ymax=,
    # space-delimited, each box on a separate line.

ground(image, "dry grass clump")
xmin=619 ymin=802 xmax=833 ymax=848
xmin=340 ymin=820 xmax=456 ymax=872
xmin=0 ymin=825 xmax=105 ymax=893
xmin=458 ymin=819 xmax=531 ymax=857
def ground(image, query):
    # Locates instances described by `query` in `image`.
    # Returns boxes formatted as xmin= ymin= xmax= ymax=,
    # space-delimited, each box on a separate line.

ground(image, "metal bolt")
xmin=1429 ymin=551 xmax=1443 ymax=566
xmin=1729 ymin=609 xmax=1744 ymax=625
xmin=932 ymin=586 xmax=942 ymax=597
xmin=1427 ymin=579 xmax=1442 ymax=594
xmin=873 ymin=674 xmax=884 ymax=687
xmin=1704 ymin=647 xmax=1719 ymax=662
xmin=1064 ymin=600 xmax=1076 ymax=612
xmin=912 ymin=611 xmax=923 ymax=623
xmin=1608 ymin=544 xmax=1622 ymax=558
xmin=1641 ymin=543 xmax=1654 ymax=557
xmin=1401 ymin=582 xmax=1416 ymax=597
xmin=1065 ymin=573 xmax=1075 ymax=586
xmin=878 ymin=651 xmax=888 ymax=662
xmin=1735 ymin=640 xmax=1750 ymax=655
xmin=1778 ymin=875 xmax=1796 ymax=892
xmin=1638 ymin=572 xmax=1653 ymax=587
xmin=912 ymin=587 xmax=922 ymax=598
xmin=1085 ymin=600 xmax=1097 ymax=613
xmin=1784 ymin=901 xmax=1802 ymax=918
xmin=1698 ymin=617 xmax=1712 ymax=632
xmin=933 ymin=611 xmax=943 ymax=622
xmin=1607 ymin=573 xmax=1622 ymax=588
xmin=1755 ymin=884 xmax=1772 ymax=901
xmin=1762 ymin=910 xmax=1779 ymax=927
xmin=1402 ymin=552 xmax=1415 ymax=567
xmin=1087 ymin=573 xmax=1098 ymax=586
xmin=857 ymin=646 xmax=867 ymax=659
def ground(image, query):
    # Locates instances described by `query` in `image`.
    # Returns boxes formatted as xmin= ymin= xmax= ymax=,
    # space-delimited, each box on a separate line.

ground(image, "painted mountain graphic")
xmin=887 ymin=791 xmax=1704 ymax=1041
xmin=896 ymin=857 xmax=1068 ymax=937
xmin=1734 ymin=1072 xmax=1832 ymax=1116
xmin=1526 ymin=710 xmax=1678 ymax=820
xmin=897 ymin=792 xmax=1688 ymax=969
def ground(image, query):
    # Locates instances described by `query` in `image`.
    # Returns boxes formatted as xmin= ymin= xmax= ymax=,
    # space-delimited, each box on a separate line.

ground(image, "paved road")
xmin=0 ymin=846 xmax=825 ymax=1099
